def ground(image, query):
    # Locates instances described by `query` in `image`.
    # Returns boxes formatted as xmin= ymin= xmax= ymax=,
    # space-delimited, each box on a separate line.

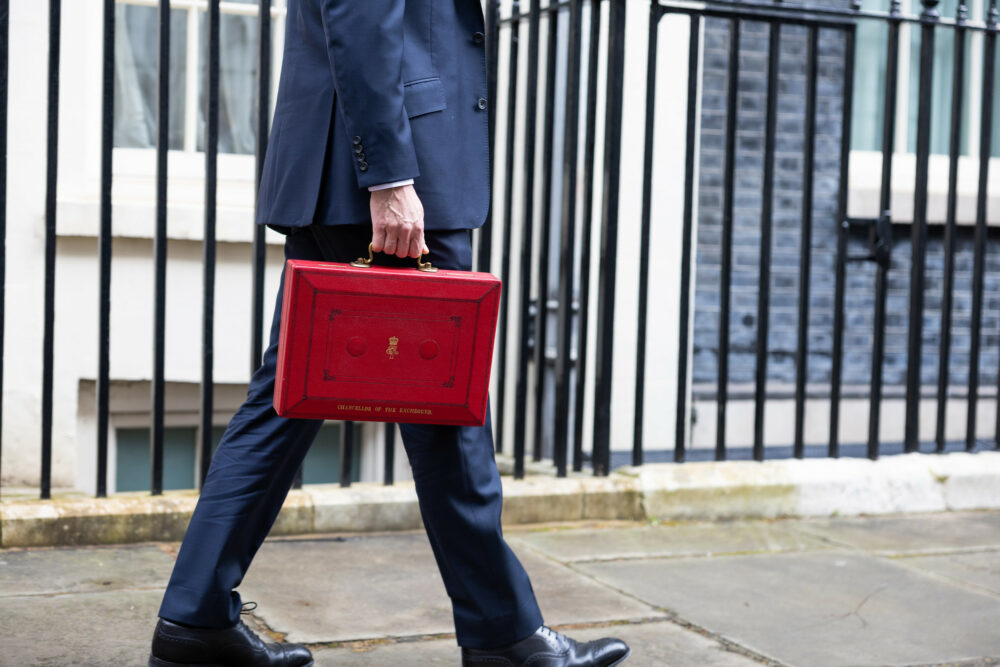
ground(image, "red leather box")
xmin=274 ymin=256 xmax=501 ymax=426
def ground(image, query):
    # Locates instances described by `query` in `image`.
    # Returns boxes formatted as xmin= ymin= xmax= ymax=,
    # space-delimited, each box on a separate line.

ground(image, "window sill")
xmin=848 ymin=150 xmax=1000 ymax=226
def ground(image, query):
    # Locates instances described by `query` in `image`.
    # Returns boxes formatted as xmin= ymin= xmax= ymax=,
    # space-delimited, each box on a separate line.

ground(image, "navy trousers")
xmin=158 ymin=225 xmax=543 ymax=649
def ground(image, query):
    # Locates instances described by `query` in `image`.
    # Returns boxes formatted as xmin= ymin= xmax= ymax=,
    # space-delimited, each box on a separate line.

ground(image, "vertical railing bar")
xmin=339 ymin=421 xmax=354 ymax=488
xmin=41 ymin=0 xmax=61 ymax=500
xmin=979 ymin=2 xmax=998 ymax=449
xmin=716 ymin=18 xmax=740 ymax=462
xmin=479 ymin=0 xmax=501 ymax=273
xmin=937 ymin=3 xmax=968 ymax=453
xmin=383 ymin=423 xmax=395 ymax=485
xmin=0 ymin=0 xmax=7 ymax=487
xmin=96 ymin=0 xmax=115 ymax=498
xmin=513 ymin=0 xmax=541 ymax=479
xmin=151 ymin=0 xmax=171 ymax=496
xmin=753 ymin=19 xmax=780 ymax=463
xmin=251 ymin=0 xmax=271 ymax=374
xmin=554 ymin=0 xmax=583 ymax=478
xmin=863 ymin=6 xmax=900 ymax=461
xmin=904 ymin=0 xmax=938 ymax=454
xmin=532 ymin=4 xmax=559 ymax=463
xmin=571 ymin=0 xmax=602 ymax=472
xmin=794 ymin=25 xmax=818 ymax=460
xmin=633 ymin=0 xmax=661 ymax=468
xmin=592 ymin=0 xmax=626 ymax=476
xmin=495 ymin=1 xmax=521 ymax=456
xmin=674 ymin=14 xmax=701 ymax=464
xmin=200 ymin=0 xmax=221 ymax=487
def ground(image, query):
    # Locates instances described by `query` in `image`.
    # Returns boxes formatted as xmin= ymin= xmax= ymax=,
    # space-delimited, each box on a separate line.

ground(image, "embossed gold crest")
xmin=386 ymin=335 xmax=399 ymax=360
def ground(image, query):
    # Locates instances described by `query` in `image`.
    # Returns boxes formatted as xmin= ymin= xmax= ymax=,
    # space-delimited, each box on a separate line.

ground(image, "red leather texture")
xmin=274 ymin=259 xmax=501 ymax=426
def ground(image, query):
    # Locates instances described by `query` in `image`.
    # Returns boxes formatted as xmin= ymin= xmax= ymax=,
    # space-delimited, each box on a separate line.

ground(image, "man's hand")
xmin=370 ymin=184 xmax=428 ymax=259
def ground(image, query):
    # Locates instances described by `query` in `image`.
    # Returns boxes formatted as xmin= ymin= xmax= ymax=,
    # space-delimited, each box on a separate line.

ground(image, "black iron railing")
xmin=0 ymin=0 xmax=998 ymax=500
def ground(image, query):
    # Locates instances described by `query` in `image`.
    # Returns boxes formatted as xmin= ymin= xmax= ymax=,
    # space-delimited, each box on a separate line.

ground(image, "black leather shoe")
xmin=462 ymin=625 xmax=630 ymax=666
xmin=148 ymin=618 xmax=314 ymax=667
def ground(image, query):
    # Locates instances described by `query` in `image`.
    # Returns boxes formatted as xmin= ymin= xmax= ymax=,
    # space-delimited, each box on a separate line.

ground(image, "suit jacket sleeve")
xmin=319 ymin=0 xmax=419 ymax=189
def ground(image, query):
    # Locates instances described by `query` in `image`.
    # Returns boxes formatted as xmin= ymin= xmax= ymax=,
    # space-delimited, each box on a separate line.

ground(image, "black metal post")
xmin=495 ymin=1 xmax=521 ymax=456
xmin=864 ymin=5 xmax=901 ymax=460
xmin=251 ymin=0 xmax=272 ymax=374
xmin=532 ymin=6 xmax=559 ymax=463
xmin=513 ymin=0 xmax=541 ymax=479
xmin=794 ymin=26 xmax=819 ymax=460
xmin=965 ymin=0 xmax=1000 ymax=451
xmin=592 ymin=0 xmax=626 ymax=476
xmin=383 ymin=423 xmax=395 ymax=485
xmin=554 ymin=0 xmax=583 ymax=477
xmin=674 ymin=15 xmax=701 ymax=464
xmin=717 ymin=19 xmax=740 ymax=461
xmin=96 ymin=0 xmax=115 ymax=498
xmin=0 ymin=0 xmax=7 ymax=484
xmin=633 ymin=0 xmax=661 ymax=467
xmin=41 ymin=0 xmax=61 ymax=500
xmin=200 ymin=0 xmax=221 ymax=487
xmin=572 ymin=0 xmax=602 ymax=472
xmin=339 ymin=421 xmax=354 ymax=487
xmin=936 ymin=3 xmax=967 ymax=453
xmin=151 ymin=0 xmax=170 ymax=496
xmin=904 ymin=0 xmax=939 ymax=453
xmin=753 ymin=20 xmax=780 ymax=462
xmin=479 ymin=0 xmax=501 ymax=273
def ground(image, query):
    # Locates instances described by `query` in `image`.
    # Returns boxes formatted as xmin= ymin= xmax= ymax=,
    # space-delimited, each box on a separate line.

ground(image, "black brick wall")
xmin=692 ymin=13 xmax=1000 ymax=395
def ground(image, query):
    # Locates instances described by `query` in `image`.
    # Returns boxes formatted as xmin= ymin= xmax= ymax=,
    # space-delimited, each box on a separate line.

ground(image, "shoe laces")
xmin=537 ymin=625 xmax=567 ymax=649
xmin=240 ymin=601 xmax=258 ymax=615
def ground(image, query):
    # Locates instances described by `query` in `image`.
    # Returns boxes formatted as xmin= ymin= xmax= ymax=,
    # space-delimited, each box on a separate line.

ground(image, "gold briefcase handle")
xmin=351 ymin=242 xmax=438 ymax=273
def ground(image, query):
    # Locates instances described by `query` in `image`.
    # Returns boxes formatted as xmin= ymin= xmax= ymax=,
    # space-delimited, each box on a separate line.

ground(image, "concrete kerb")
xmin=3 ymin=451 xmax=999 ymax=547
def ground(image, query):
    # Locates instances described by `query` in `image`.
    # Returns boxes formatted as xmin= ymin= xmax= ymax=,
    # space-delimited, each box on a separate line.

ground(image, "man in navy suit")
xmin=148 ymin=1 xmax=630 ymax=666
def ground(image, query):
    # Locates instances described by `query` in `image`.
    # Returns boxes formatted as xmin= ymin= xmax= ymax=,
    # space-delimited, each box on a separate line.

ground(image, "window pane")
xmin=301 ymin=423 xmax=361 ymax=485
xmin=115 ymin=427 xmax=197 ymax=492
xmin=906 ymin=0 xmax=972 ymax=155
xmin=113 ymin=5 xmax=188 ymax=150
xmin=851 ymin=18 xmax=889 ymax=151
xmin=197 ymin=1 xmax=260 ymax=155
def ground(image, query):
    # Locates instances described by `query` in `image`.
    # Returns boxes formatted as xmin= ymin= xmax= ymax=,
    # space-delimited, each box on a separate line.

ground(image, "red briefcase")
xmin=273 ymin=245 xmax=501 ymax=426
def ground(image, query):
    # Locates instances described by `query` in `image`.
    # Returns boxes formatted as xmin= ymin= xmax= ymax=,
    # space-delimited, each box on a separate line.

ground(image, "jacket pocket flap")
xmin=404 ymin=77 xmax=447 ymax=118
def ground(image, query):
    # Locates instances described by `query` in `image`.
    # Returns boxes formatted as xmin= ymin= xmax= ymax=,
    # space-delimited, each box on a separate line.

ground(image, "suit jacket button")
xmin=354 ymin=145 xmax=364 ymax=154
xmin=352 ymin=136 xmax=362 ymax=145
xmin=473 ymin=32 xmax=484 ymax=44
xmin=356 ymin=152 xmax=366 ymax=161
xmin=477 ymin=97 xmax=487 ymax=110
xmin=359 ymin=160 xmax=368 ymax=170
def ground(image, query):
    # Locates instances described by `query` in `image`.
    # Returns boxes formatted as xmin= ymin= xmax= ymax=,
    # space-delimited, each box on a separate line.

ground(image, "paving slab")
xmin=793 ymin=511 xmax=1000 ymax=554
xmin=240 ymin=533 xmax=661 ymax=644
xmin=508 ymin=520 xmax=827 ymax=563
xmin=309 ymin=620 xmax=761 ymax=666
xmin=0 ymin=544 xmax=175 ymax=597
xmin=898 ymin=551 xmax=1000 ymax=598
xmin=0 ymin=589 xmax=161 ymax=666
xmin=578 ymin=551 xmax=1000 ymax=667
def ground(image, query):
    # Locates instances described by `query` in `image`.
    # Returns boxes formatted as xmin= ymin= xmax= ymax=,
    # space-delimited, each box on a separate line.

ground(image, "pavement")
xmin=1 ymin=511 xmax=999 ymax=667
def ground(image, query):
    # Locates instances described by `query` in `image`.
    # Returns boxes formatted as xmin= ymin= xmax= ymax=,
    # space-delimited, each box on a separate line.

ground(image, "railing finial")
xmin=889 ymin=1 xmax=902 ymax=16
xmin=919 ymin=0 xmax=940 ymax=19
xmin=989 ymin=0 xmax=999 ymax=28
xmin=956 ymin=2 xmax=968 ymax=22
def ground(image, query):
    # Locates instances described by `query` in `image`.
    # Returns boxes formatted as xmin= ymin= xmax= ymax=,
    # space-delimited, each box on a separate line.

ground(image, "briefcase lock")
xmin=351 ymin=242 xmax=439 ymax=273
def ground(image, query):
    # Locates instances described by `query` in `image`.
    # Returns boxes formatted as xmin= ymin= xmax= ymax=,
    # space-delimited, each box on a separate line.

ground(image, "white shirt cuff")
xmin=368 ymin=179 xmax=414 ymax=192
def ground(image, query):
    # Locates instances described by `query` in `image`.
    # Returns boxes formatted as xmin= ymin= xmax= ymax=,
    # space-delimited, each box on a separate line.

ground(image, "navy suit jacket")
xmin=256 ymin=0 xmax=490 ymax=232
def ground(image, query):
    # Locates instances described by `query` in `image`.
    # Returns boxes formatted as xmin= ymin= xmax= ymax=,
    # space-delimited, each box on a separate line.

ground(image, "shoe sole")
xmin=607 ymin=648 xmax=632 ymax=666
xmin=149 ymin=656 xmax=314 ymax=667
